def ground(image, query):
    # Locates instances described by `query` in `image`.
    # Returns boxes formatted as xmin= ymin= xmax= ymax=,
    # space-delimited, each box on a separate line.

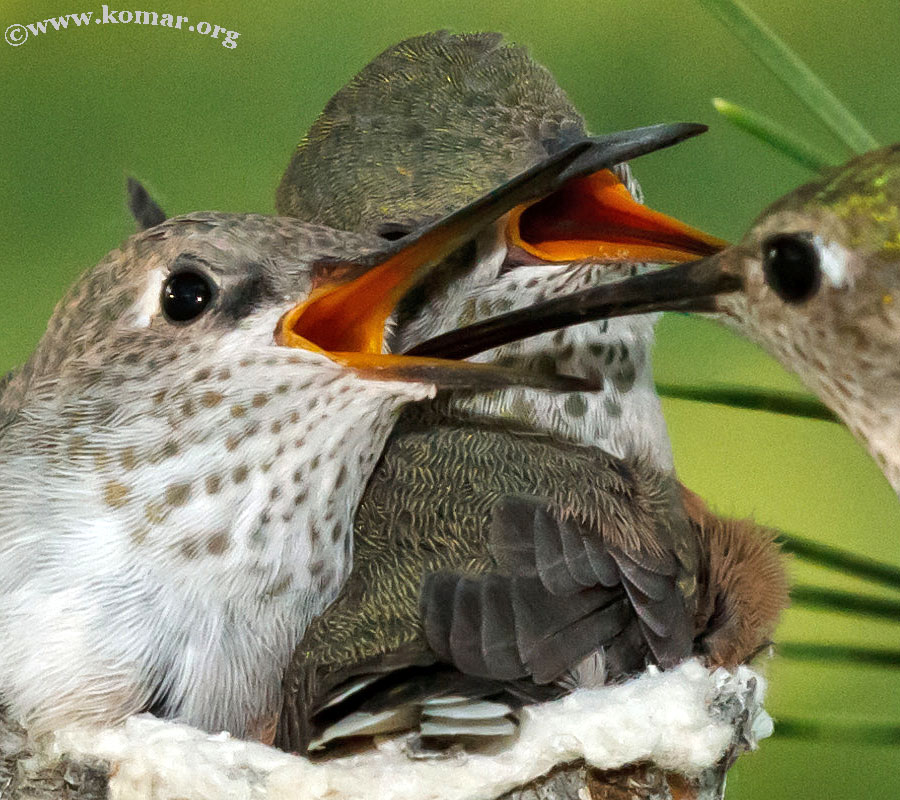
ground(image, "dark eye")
xmin=376 ymin=222 xmax=412 ymax=241
xmin=761 ymin=234 xmax=821 ymax=304
xmin=162 ymin=270 xmax=214 ymax=322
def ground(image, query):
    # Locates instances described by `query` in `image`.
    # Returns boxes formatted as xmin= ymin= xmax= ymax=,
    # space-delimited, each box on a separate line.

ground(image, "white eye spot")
xmin=815 ymin=236 xmax=852 ymax=289
xmin=122 ymin=267 xmax=167 ymax=329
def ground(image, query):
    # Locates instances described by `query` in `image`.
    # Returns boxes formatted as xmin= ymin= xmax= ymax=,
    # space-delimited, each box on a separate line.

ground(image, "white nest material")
xmin=49 ymin=659 xmax=772 ymax=800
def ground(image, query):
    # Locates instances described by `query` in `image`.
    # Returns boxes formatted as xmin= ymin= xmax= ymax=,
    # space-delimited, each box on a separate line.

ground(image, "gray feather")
xmin=126 ymin=177 xmax=167 ymax=230
xmin=449 ymin=579 xmax=492 ymax=676
xmin=478 ymin=576 xmax=528 ymax=680
xmin=526 ymin=597 xmax=632 ymax=683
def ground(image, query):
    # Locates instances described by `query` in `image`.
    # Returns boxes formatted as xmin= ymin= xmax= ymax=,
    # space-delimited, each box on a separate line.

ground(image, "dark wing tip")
xmin=126 ymin=177 xmax=167 ymax=231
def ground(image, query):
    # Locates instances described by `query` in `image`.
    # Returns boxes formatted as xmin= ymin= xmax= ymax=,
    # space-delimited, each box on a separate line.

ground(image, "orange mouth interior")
xmin=277 ymin=234 xmax=446 ymax=367
xmin=279 ymin=169 xmax=727 ymax=361
xmin=508 ymin=169 xmax=727 ymax=264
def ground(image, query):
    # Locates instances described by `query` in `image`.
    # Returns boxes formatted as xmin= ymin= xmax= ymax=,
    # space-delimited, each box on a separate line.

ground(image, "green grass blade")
xmin=774 ymin=718 xmax=900 ymax=745
xmin=792 ymin=585 xmax=900 ymax=622
xmin=713 ymin=98 xmax=837 ymax=171
xmin=778 ymin=642 xmax=900 ymax=669
xmin=779 ymin=533 xmax=900 ymax=592
xmin=697 ymin=0 xmax=879 ymax=153
xmin=655 ymin=382 xmax=838 ymax=423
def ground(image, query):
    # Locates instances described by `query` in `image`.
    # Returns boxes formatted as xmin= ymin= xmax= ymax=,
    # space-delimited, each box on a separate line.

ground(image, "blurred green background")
xmin=1 ymin=0 xmax=898 ymax=796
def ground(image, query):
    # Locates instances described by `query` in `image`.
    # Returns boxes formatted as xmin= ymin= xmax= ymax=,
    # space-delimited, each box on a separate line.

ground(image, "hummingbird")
xmin=0 ymin=144 xmax=605 ymax=741
xmin=126 ymin=176 xmax=167 ymax=232
xmin=477 ymin=144 xmax=900 ymax=497
xmin=690 ymin=144 xmax=900 ymax=496
xmin=270 ymin=32 xmax=788 ymax=753
xmin=278 ymin=405 xmax=788 ymax=752
xmin=277 ymin=31 xmax=726 ymax=470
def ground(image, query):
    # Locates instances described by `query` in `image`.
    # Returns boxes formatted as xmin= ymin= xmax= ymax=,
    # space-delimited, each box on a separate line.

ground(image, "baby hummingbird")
xmin=0 ymin=147 xmax=599 ymax=739
xmin=277 ymin=31 xmax=724 ymax=470
xmin=271 ymin=32 xmax=788 ymax=753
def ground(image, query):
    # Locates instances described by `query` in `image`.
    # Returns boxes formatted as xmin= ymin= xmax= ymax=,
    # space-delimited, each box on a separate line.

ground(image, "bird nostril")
xmin=761 ymin=233 xmax=822 ymax=304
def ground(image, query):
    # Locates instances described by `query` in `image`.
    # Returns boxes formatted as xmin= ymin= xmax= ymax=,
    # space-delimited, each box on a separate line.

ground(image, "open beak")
xmin=276 ymin=123 xmax=713 ymax=392
xmin=406 ymin=251 xmax=741 ymax=360
xmin=508 ymin=170 xmax=726 ymax=264
xmin=505 ymin=126 xmax=727 ymax=266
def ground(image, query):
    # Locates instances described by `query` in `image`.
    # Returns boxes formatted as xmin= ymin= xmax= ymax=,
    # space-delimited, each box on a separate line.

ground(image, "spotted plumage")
xmin=0 ymin=156 xmax=591 ymax=739
xmin=278 ymin=406 xmax=786 ymax=751
xmin=272 ymin=32 xmax=788 ymax=753
xmin=0 ymin=213 xmax=437 ymax=737
xmin=278 ymin=31 xmax=692 ymax=470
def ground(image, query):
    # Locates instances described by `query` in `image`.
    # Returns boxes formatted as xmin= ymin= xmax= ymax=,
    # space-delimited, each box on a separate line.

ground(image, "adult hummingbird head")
xmin=709 ymin=144 xmax=900 ymax=493
xmin=276 ymin=31 xmax=725 ymax=470
xmin=450 ymin=144 xmax=900 ymax=494
xmin=0 ymin=148 xmax=594 ymax=737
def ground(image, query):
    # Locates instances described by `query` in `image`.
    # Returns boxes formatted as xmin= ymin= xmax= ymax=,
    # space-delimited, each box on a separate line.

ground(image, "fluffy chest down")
xmin=0 ymin=345 xmax=431 ymax=737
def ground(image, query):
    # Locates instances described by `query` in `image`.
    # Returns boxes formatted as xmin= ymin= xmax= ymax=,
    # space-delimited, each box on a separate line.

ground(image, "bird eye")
xmin=162 ymin=270 xmax=214 ymax=323
xmin=376 ymin=223 xmax=412 ymax=241
xmin=761 ymin=234 xmax=821 ymax=304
